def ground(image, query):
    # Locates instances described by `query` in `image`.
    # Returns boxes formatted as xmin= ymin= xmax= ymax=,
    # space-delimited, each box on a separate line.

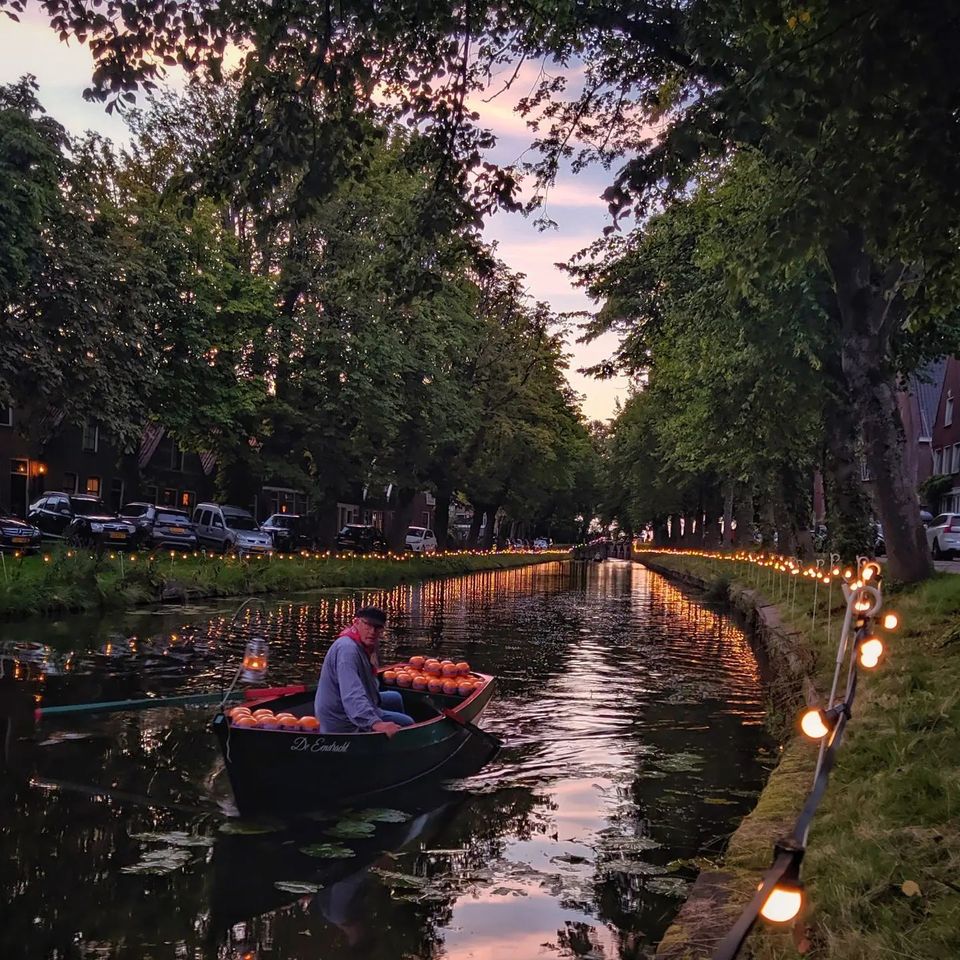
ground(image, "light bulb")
xmin=800 ymin=709 xmax=829 ymax=740
xmin=860 ymin=637 xmax=883 ymax=668
xmin=760 ymin=884 xmax=804 ymax=923
xmin=882 ymin=612 xmax=899 ymax=631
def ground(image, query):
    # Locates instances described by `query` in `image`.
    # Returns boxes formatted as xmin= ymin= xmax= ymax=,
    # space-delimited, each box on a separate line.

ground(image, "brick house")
xmin=931 ymin=357 xmax=960 ymax=514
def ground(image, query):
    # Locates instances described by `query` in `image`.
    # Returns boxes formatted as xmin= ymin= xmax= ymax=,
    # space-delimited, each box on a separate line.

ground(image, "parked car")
xmin=260 ymin=513 xmax=315 ymax=552
xmin=120 ymin=502 xmax=199 ymax=551
xmin=0 ymin=509 xmax=42 ymax=553
xmin=926 ymin=513 xmax=960 ymax=559
xmin=405 ymin=526 xmax=438 ymax=553
xmin=27 ymin=493 xmax=136 ymax=549
xmin=192 ymin=503 xmax=273 ymax=554
xmin=336 ymin=524 xmax=387 ymax=554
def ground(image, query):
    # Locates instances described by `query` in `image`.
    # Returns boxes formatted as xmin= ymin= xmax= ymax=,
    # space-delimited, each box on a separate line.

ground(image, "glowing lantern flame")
xmin=241 ymin=637 xmax=269 ymax=681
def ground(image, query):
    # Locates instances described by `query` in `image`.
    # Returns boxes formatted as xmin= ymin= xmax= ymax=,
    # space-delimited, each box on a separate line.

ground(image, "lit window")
xmin=86 ymin=476 xmax=101 ymax=496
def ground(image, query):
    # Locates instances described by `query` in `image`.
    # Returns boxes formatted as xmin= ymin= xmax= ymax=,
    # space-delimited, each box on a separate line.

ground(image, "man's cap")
xmin=356 ymin=606 xmax=387 ymax=626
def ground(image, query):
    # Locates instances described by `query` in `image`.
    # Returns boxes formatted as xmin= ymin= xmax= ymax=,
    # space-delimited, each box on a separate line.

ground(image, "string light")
xmin=859 ymin=637 xmax=884 ymax=669
xmin=759 ymin=881 xmax=804 ymax=923
xmin=882 ymin=612 xmax=899 ymax=631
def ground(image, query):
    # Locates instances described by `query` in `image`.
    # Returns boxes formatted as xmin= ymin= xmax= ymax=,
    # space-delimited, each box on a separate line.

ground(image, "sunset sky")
xmin=0 ymin=15 xmax=632 ymax=421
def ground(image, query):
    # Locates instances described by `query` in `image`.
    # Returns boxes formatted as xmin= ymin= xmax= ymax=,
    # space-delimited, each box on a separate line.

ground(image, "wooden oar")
xmin=425 ymin=696 xmax=501 ymax=751
xmin=34 ymin=684 xmax=308 ymax=721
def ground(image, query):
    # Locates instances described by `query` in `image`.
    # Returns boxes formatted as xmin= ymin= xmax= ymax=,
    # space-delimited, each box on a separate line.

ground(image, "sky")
xmin=0 ymin=17 xmax=632 ymax=421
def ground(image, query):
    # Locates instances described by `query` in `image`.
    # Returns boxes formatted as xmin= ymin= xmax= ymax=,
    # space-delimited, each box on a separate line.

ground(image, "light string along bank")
xmin=636 ymin=548 xmax=899 ymax=958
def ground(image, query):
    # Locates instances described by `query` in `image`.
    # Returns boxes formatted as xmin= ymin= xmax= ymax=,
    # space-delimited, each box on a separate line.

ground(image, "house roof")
xmin=911 ymin=358 xmax=948 ymax=438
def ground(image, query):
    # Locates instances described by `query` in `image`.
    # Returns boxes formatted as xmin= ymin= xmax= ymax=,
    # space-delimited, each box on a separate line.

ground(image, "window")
xmin=200 ymin=509 xmax=213 ymax=526
xmin=85 ymin=476 xmax=101 ymax=496
xmin=81 ymin=419 xmax=99 ymax=453
xmin=953 ymin=444 xmax=960 ymax=474
xmin=62 ymin=472 xmax=78 ymax=494
xmin=946 ymin=391 xmax=954 ymax=428
xmin=145 ymin=485 xmax=159 ymax=505
xmin=422 ymin=511 xmax=431 ymax=527
xmin=109 ymin=478 xmax=125 ymax=512
xmin=169 ymin=441 xmax=184 ymax=471
xmin=934 ymin=448 xmax=944 ymax=475
xmin=161 ymin=487 xmax=177 ymax=506
xmin=180 ymin=490 xmax=196 ymax=510
xmin=0 ymin=407 xmax=11 ymax=428
xmin=860 ymin=458 xmax=872 ymax=481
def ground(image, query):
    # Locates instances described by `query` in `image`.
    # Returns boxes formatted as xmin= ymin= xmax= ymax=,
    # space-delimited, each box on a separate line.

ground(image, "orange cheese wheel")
xmin=455 ymin=661 xmax=470 ymax=674
xmin=412 ymin=676 xmax=428 ymax=690
xmin=424 ymin=660 xmax=442 ymax=676
xmin=233 ymin=715 xmax=257 ymax=728
xmin=409 ymin=655 xmax=426 ymax=670
xmin=298 ymin=716 xmax=320 ymax=731
xmin=396 ymin=673 xmax=412 ymax=687
xmin=457 ymin=682 xmax=473 ymax=697
xmin=441 ymin=662 xmax=458 ymax=677
xmin=442 ymin=679 xmax=458 ymax=695
xmin=427 ymin=678 xmax=444 ymax=694
xmin=383 ymin=669 xmax=398 ymax=684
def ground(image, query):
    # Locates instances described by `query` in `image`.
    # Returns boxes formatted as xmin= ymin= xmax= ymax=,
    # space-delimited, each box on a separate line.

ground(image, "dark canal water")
xmin=0 ymin=560 xmax=775 ymax=960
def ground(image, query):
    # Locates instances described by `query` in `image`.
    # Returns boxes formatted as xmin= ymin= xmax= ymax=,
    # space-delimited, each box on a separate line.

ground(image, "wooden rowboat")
xmin=212 ymin=667 xmax=497 ymax=816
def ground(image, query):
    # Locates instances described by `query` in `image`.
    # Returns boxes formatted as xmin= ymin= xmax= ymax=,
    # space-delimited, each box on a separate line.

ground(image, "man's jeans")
xmin=380 ymin=689 xmax=415 ymax=726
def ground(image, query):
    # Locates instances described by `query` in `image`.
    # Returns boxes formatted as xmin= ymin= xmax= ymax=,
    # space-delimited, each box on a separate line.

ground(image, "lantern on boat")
xmin=241 ymin=637 xmax=269 ymax=682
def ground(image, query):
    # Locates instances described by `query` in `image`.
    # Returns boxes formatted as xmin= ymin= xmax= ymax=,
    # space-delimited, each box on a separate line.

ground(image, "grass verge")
xmin=0 ymin=548 xmax=566 ymax=621
xmin=638 ymin=550 xmax=960 ymax=960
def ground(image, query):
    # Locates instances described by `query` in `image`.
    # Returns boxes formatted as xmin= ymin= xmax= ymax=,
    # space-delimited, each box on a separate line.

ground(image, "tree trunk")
xmin=733 ymin=485 xmax=754 ymax=547
xmin=467 ymin=504 xmax=486 ymax=549
xmin=387 ymin=487 xmax=418 ymax=551
xmin=722 ymin=481 xmax=735 ymax=548
xmin=434 ymin=486 xmax=451 ymax=551
xmin=653 ymin=517 xmax=669 ymax=546
xmin=827 ymin=228 xmax=932 ymax=582
xmin=481 ymin=504 xmax=500 ymax=550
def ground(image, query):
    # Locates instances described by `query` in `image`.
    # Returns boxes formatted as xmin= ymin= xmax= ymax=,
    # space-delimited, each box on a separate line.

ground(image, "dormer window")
xmin=947 ymin=391 xmax=954 ymax=427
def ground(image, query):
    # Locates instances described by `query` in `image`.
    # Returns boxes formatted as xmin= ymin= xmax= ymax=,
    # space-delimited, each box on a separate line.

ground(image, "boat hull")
xmin=213 ymin=673 xmax=495 ymax=815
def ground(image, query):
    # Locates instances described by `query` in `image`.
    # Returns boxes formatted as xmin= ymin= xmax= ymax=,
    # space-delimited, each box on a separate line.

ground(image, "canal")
xmin=0 ymin=560 xmax=775 ymax=960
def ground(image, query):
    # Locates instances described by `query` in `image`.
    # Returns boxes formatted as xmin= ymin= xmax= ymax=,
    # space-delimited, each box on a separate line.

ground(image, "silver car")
xmin=926 ymin=514 xmax=960 ymax=559
xmin=192 ymin=503 xmax=273 ymax=554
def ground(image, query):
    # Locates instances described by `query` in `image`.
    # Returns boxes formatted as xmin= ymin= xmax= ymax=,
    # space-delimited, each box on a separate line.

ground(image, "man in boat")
xmin=314 ymin=606 xmax=414 ymax=736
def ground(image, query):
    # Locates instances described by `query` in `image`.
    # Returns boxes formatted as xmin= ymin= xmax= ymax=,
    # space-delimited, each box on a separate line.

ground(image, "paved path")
xmin=934 ymin=558 xmax=960 ymax=574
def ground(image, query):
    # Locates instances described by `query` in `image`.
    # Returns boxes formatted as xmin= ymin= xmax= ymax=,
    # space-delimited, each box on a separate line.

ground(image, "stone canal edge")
xmin=638 ymin=558 xmax=819 ymax=960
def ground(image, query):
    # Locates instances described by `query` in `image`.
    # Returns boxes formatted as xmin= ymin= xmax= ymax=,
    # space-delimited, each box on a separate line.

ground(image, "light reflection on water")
xmin=0 ymin=560 xmax=774 ymax=960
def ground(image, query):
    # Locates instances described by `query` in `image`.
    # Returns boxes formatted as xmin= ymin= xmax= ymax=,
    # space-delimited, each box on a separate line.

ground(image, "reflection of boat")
xmin=213 ymin=670 xmax=496 ymax=815
xmin=209 ymin=738 xmax=497 ymax=938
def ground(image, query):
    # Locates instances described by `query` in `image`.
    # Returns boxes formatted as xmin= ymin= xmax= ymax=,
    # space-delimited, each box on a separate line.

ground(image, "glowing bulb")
xmin=862 ymin=562 xmax=880 ymax=582
xmin=882 ymin=612 xmax=899 ymax=631
xmin=859 ymin=637 xmax=883 ymax=668
xmin=760 ymin=884 xmax=804 ymax=923
xmin=800 ymin=708 xmax=829 ymax=740
xmin=843 ymin=568 xmax=853 ymax=579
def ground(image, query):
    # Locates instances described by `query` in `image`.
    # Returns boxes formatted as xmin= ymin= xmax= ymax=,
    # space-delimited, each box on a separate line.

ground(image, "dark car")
xmin=28 ymin=493 xmax=136 ymax=549
xmin=260 ymin=513 xmax=314 ymax=551
xmin=0 ymin=509 xmax=42 ymax=554
xmin=335 ymin=524 xmax=387 ymax=554
xmin=120 ymin=502 xmax=199 ymax=551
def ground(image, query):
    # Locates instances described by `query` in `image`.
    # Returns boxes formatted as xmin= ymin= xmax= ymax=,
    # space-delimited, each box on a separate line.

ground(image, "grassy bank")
xmin=638 ymin=550 xmax=960 ymax=960
xmin=0 ymin=548 xmax=566 ymax=621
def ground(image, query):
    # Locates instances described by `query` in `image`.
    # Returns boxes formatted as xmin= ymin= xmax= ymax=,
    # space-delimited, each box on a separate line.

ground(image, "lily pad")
xmin=121 ymin=846 xmax=192 ymax=875
xmin=370 ymin=868 xmax=430 ymax=889
xmin=350 ymin=807 xmax=412 ymax=823
xmin=646 ymin=876 xmax=691 ymax=898
xmin=300 ymin=843 xmax=356 ymax=859
xmin=653 ymin=752 xmax=704 ymax=773
xmin=324 ymin=819 xmax=376 ymax=839
xmin=219 ymin=818 xmax=284 ymax=836
xmin=130 ymin=831 xmax=213 ymax=848
xmin=274 ymin=880 xmax=325 ymax=894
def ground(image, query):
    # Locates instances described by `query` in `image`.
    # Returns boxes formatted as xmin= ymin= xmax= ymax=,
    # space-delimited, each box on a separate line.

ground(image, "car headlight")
xmin=90 ymin=522 xmax=104 ymax=533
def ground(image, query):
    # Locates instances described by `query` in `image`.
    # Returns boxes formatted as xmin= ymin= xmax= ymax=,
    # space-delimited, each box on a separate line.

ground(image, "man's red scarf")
xmin=341 ymin=625 xmax=379 ymax=674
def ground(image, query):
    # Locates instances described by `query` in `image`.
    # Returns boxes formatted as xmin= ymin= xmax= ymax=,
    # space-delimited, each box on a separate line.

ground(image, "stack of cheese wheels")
xmin=227 ymin=704 xmax=320 ymax=731
xmin=381 ymin=657 xmax=479 ymax=697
